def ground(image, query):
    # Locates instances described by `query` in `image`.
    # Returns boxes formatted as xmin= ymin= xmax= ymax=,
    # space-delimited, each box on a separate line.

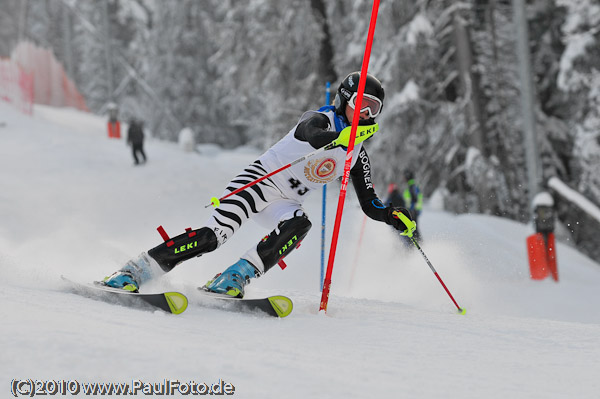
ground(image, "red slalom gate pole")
xmin=348 ymin=215 xmax=368 ymax=288
xmin=320 ymin=0 xmax=380 ymax=313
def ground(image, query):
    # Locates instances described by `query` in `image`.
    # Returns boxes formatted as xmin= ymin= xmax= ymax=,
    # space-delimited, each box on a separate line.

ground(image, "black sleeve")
xmin=294 ymin=113 xmax=340 ymax=149
xmin=350 ymin=146 xmax=388 ymax=222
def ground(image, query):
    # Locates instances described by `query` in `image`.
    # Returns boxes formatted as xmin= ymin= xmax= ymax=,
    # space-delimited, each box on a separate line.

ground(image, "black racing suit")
xmin=294 ymin=112 xmax=395 ymax=225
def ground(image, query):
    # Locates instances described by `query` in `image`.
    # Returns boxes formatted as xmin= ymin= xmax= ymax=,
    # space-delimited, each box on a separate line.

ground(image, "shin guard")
xmin=255 ymin=214 xmax=312 ymax=273
xmin=148 ymin=227 xmax=218 ymax=272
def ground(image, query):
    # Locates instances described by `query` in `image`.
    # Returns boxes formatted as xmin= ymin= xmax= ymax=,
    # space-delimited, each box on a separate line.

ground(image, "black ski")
xmin=197 ymin=288 xmax=293 ymax=318
xmin=61 ymin=276 xmax=188 ymax=314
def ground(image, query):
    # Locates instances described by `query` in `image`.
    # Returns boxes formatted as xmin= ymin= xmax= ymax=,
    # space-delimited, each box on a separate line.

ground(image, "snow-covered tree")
xmin=3 ymin=0 xmax=599 ymax=263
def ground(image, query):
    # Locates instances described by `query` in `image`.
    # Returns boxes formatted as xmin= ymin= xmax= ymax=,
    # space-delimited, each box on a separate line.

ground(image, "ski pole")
xmin=205 ymin=141 xmax=337 ymax=208
xmin=205 ymin=124 xmax=378 ymax=208
xmin=410 ymin=237 xmax=466 ymax=314
xmin=394 ymin=211 xmax=466 ymax=315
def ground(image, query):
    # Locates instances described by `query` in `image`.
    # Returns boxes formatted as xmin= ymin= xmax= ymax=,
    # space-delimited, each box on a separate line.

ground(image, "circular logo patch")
xmin=305 ymin=158 xmax=337 ymax=184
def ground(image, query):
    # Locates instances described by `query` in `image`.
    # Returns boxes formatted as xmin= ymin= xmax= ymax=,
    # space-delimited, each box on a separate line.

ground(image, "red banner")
xmin=526 ymin=233 xmax=558 ymax=282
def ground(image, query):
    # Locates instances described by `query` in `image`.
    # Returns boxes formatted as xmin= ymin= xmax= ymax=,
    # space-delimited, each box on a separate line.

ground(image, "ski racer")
xmin=102 ymin=72 xmax=416 ymax=298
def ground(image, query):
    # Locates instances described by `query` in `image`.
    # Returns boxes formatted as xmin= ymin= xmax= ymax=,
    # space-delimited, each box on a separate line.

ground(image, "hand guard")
xmin=385 ymin=207 xmax=417 ymax=237
xmin=332 ymin=123 xmax=379 ymax=147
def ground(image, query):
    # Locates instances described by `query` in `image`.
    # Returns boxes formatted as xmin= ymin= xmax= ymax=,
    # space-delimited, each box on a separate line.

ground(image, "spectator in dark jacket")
xmin=127 ymin=119 xmax=146 ymax=165
xmin=402 ymin=170 xmax=423 ymax=242
xmin=385 ymin=183 xmax=405 ymax=208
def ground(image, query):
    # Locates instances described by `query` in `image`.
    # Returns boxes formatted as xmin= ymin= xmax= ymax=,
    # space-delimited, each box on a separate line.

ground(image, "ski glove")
xmin=386 ymin=207 xmax=417 ymax=237
xmin=332 ymin=123 xmax=379 ymax=147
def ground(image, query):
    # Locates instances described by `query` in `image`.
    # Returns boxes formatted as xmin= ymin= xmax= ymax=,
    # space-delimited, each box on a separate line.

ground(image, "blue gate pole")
xmin=320 ymin=82 xmax=331 ymax=291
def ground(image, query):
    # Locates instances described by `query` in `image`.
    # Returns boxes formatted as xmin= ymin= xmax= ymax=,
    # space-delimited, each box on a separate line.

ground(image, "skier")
xmin=102 ymin=72 xmax=416 ymax=297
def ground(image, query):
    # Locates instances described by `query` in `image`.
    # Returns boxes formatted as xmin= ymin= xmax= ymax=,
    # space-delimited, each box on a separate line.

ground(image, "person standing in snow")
xmin=385 ymin=183 xmax=405 ymax=208
xmin=127 ymin=118 xmax=147 ymax=165
xmin=102 ymin=72 xmax=416 ymax=297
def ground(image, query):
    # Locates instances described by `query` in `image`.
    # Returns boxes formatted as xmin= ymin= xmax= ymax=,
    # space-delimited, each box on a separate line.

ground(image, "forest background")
xmin=1 ymin=0 xmax=599 ymax=263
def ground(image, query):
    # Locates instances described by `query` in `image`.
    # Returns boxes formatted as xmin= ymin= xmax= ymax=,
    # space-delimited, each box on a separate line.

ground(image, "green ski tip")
xmin=268 ymin=296 xmax=293 ymax=318
xmin=459 ymin=308 xmax=466 ymax=315
xmin=164 ymin=292 xmax=188 ymax=314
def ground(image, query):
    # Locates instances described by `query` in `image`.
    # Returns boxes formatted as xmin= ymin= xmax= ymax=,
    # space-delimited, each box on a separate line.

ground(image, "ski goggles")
xmin=347 ymin=92 xmax=383 ymax=118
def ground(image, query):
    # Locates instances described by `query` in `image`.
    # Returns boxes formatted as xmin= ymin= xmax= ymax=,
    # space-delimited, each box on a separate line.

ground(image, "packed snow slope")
xmin=1 ymin=103 xmax=599 ymax=399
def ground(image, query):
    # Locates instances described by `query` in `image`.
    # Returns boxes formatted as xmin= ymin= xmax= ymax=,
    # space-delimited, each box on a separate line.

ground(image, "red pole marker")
xmin=320 ymin=0 xmax=381 ymax=313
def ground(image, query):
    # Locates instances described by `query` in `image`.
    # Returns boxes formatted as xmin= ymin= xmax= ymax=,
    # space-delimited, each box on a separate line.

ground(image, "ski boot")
xmin=204 ymin=259 xmax=259 ymax=298
xmin=102 ymin=271 xmax=139 ymax=292
xmin=102 ymin=252 xmax=164 ymax=292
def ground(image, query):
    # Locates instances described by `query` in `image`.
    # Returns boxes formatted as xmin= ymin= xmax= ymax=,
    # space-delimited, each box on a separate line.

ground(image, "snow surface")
xmin=1 ymin=103 xmax=600 ymax=398
xmin=532 ymin=191 xmax=554 ymax=208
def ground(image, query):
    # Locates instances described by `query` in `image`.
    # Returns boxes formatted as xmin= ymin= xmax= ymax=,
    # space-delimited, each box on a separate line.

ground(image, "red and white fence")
xmin=0 ymin=57 xmax=34 ymax=115
xmin=1 ymin=41 xmax=88 ymax=114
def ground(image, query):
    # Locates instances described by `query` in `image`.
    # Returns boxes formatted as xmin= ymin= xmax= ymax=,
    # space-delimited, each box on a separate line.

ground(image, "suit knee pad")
xmin=148 ymin=227 xmax=218 ymax=272
xmin=256 ymin=214 xmax=312 ymax=273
